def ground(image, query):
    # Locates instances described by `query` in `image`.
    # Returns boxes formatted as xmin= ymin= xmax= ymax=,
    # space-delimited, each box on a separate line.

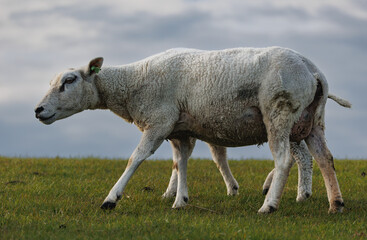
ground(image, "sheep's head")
xmin=35 ymin=57 xmax=103 ymax=125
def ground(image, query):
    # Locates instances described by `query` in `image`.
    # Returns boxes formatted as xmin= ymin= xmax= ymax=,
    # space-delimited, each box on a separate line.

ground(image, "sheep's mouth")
xmin=38 ymin=113 xmax=56 ymax=123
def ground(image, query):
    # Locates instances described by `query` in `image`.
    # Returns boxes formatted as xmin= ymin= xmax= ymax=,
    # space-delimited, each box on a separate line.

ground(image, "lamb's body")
xmin=36 ymin=47 xmax=348 ymax=213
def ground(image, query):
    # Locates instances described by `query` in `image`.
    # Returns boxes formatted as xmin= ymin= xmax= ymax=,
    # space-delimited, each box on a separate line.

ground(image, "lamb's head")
xmin=35 ymin=57 xmax=103 ymax=125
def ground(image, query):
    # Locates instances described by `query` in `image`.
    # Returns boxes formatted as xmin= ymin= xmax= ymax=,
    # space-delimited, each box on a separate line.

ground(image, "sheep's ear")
xmin=87 ymin=57 xmax=103 ymax=75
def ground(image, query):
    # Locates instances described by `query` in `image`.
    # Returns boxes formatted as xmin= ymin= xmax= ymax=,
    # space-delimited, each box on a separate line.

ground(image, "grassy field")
xmin=0 ymin=157 xmax=366 ymax=239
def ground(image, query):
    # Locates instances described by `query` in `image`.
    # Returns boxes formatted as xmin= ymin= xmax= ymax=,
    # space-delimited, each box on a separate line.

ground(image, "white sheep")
xmin=35 ymin=47 xmax=350 ymax=213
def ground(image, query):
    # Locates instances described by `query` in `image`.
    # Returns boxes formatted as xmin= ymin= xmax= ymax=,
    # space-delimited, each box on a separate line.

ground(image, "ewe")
xmin=35 ymin=47 xmax=350 ymax=213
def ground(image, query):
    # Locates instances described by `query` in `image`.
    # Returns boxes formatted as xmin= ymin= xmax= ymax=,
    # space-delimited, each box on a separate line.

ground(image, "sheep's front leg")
xmin=170 ymin=137 xmax=195 ymax=208
xmin=208 ymin=144 xmax=239 ymax=195
xmin=101 ymin=129 xmax=167 ymax=210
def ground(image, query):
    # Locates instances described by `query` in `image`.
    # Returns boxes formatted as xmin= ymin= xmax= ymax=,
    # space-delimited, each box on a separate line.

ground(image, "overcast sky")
xmin=0 ymin=0 xmax=366 ymax=160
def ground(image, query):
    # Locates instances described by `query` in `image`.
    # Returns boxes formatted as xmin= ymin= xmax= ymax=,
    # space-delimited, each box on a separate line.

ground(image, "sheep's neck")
xmin=94 ymin=65 xmax=135 ymax=123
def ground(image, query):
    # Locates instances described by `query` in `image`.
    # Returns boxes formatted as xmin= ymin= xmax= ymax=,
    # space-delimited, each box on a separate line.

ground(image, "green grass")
xmin=0 ymin=157 xmax=366 ymax=239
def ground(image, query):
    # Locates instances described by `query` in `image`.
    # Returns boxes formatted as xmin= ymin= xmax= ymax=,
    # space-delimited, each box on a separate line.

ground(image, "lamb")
xmin=163 ymin=140 xmax=314 ymax=207
xmin=163 ymin=141 xmax=240 ymax=200
xmin=35 ymin=47 xmax=351 ymax=213
xmin=165 ymin=119 xmax=346 ymax=208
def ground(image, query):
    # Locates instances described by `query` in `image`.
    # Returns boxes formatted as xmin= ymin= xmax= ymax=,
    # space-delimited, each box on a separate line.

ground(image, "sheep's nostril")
xmin=35 ymin=106 xmax=44 ymax=114
xmin=35 ymin=106 xmax=44 ymax=118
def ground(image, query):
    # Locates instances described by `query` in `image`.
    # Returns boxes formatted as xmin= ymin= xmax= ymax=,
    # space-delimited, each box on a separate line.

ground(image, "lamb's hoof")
xmin=328 ymin=200 xmax=344 ymax=214
xmin=162 ymin=191 xmax=176 ymax=199
xmin=101 ymin=201 xmax=116 ymax=210
xmin=296 ymin=192 xmax=312 ymax=202
xmin=262 ymin=188 xmax=269 ymax=195
xmin=172 ymin=196 xmax=188 ymax=208
xmin=258 ymin=205 xmax=277 ymax=214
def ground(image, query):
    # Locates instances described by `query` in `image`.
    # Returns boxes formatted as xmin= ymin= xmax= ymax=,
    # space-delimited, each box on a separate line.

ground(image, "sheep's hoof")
xmin=227 ymin=185 xmax=239 ymax=196
xmin=258 ymin=205 xmax=277 ymax=214
xmin=101 ymin=201 xmax=116 ymax=210
xmin=328 ymin=200 xmax=344 ymax=214
xmin=172 ymin=196 xmax=189 ymax=208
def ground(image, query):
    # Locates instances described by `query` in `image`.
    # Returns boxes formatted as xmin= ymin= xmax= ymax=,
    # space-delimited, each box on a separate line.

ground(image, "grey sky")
xmin=0 ymin=0 xmax=366 ymax=159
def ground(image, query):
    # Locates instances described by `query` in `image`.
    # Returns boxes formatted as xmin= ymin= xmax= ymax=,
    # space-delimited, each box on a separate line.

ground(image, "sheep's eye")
xmin=60 ymin=76 xmax=77 ymax=92
xmin=65 ymin=77 xmax=76 ymax=84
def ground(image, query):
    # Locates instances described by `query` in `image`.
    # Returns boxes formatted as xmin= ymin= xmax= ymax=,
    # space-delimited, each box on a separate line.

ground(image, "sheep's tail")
xmin=328 ymin=94 xmax=352 ymax=108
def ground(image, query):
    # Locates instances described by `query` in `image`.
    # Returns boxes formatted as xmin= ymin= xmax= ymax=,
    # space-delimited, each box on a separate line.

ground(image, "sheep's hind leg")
xmin=171 ymin=137 xmax=195 ymax=208
xmin=305 ymin=126 xmax=344 ymax=213
xmin=208 ymin=144 xmax=239 ymax=195
xmin=258 ymin=105 xmax=295 ymax=214
xmin=258 ymin=132 xmax=293 ymax=213
xmin=101 ymin=128 xmax=169 ymax=210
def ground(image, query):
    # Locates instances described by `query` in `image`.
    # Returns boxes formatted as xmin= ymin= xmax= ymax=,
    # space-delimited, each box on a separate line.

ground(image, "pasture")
xmin=1 ymin=157 xmax=366 ymax=239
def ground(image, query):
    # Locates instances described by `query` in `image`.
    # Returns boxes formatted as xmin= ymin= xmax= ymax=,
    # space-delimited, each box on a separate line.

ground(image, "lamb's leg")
xmin=262 ymin=168 xmax=275 ymax=196
xmin=163 ymin=138 xmax=196 ymax=199
xmin=291 ymin=141 xmax=313 ymax=202
xmin=208 ymin=144 xmax=239 ymax=195
xmin=163 ymin=140 xmax=238 ymax=199
xmin=101 ymin=129 xmax=168 ymax=210
xmin=171 ymin=137 xmax=195 ymax=208
xmin=162 ymin=163 xmax=178 ymax=199
xmin=305 ymin=126 xmax=344 ymax=213
xmin=262 ymin=141 xmax=313 ymax=202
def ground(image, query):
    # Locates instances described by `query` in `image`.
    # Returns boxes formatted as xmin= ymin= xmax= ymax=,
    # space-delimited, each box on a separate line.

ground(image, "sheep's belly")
xmin=168 ymin=106 xmax=314 ymax=147
xmin=169 ymin=107 xmax=268 ymax=147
